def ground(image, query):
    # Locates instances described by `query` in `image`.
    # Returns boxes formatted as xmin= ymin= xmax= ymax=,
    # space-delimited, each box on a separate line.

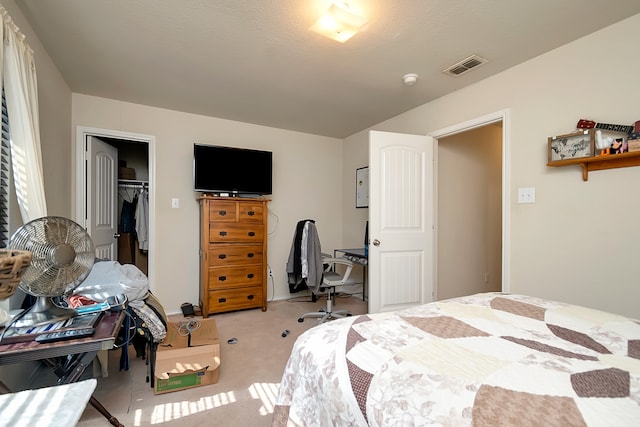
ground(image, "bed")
xmin=273 ymin=293 xmax=640 ymax=426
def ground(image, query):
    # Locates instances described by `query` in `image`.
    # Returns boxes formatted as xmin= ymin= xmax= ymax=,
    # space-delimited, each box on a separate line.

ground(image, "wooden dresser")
xmin=199 ymin=196 xmax=269 ymax=316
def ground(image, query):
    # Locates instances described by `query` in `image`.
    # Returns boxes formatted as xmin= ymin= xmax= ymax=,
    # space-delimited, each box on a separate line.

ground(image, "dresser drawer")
xmin=208 ymin=265 xmax=263 ymax=289
xmin=237 ymin=202 xmax=264 ymax=222
xmin=209 ymin=223 xmax=264 ymax=243
xmin=208 ymin=200 xmax=265 ymax=223
xmin=208 ymin=286 xmax=263 ymax=312
xmin=208 ymin=201 xmax=237 ymax=221
xmin=208 ymin=244 xmax=263 ymax=267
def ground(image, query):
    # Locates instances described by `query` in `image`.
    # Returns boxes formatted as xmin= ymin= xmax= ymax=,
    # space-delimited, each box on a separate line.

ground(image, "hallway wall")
xmin=437 ymin=125 xmax=502 ymax=300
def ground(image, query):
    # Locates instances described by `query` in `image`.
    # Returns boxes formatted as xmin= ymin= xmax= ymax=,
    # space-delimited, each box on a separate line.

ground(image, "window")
xmin=0 ymin=88 xmax=10 ymax=248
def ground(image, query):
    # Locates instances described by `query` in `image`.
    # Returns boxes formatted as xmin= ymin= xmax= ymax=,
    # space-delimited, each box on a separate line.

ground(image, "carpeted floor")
xmin=76 ymin=293 xmax=367 ymax=426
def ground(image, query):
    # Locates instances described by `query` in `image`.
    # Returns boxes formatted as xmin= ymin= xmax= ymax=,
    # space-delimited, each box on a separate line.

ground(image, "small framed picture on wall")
xmin=356 ymin=167 xmax=368 ymax=208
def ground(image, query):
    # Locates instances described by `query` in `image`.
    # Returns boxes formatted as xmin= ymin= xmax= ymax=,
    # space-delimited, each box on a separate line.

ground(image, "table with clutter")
xmin=0 ymin=309 xmax=125 ymax=426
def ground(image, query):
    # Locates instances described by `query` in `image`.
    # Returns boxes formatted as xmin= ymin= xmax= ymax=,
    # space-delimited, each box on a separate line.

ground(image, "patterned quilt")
xmin=273 ymin=293 xmax=640 ymax=426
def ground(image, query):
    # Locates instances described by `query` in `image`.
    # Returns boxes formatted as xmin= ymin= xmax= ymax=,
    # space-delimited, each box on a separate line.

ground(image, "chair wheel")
xmin=298 ymin=318 xmax=304 ymax=323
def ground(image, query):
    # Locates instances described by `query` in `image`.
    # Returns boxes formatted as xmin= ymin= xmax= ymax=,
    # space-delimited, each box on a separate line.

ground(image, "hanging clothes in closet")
xmin=133 ymin=185 xmax=149 ymax=275
xmin=135 ymin=186 xmax=149 ymax=251
xmin=121 ymin=194 xmax=137 ymax=233
xmin=118 ymin=184 xmax=139 ymax=265
xmin=117 ymin=182 xmax=148 ymax=274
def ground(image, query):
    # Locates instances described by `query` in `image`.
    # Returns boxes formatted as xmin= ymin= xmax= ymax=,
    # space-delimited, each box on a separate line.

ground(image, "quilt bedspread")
xmin=273 ymin=293 xmax=640 ymax=426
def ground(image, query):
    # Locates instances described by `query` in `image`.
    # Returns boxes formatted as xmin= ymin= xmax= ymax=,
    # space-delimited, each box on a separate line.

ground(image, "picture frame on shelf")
xmin=548 ymin=130 xmax=594 ymax=162
xmin=356 ymin=166 xmax=368 ymax=208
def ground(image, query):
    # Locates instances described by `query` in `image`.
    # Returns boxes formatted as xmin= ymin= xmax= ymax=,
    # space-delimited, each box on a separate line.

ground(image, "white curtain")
xmin=0 ymin=7 xmax=47 ymax=222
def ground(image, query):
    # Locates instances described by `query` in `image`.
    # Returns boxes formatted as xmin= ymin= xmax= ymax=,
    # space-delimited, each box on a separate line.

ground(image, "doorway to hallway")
xmin=437 ymin=123 xmax=503 ymax=300
xmin=431 ymin=110 xmax=510 ymax=300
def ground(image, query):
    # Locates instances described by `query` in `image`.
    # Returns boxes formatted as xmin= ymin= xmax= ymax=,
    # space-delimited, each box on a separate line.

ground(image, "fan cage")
xmin=9 ymin=216 xmax=95 ymax=297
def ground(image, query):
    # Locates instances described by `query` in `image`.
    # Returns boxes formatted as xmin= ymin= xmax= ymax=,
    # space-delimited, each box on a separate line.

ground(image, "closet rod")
xmin=118 ymin=182 xmax=148 ymax=189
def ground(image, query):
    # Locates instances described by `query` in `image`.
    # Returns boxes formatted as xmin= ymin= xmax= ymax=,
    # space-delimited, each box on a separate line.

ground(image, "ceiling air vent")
xmin=443 ymin=55 xmax=488 ymax=77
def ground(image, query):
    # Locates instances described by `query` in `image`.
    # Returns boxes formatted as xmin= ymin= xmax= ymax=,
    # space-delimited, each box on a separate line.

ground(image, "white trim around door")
xmin=430 ymin=109 xmax=511 ymax=295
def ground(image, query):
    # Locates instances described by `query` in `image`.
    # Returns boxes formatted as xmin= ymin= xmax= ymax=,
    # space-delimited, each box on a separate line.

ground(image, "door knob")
xmin=113 ymin=233 xmax=121 ymax=238
xmin=373 ymin=239 xmax=380 ymax=246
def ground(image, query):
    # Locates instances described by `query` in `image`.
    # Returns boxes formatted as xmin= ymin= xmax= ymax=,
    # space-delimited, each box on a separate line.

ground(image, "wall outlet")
xmin=267 ymin=265 xmax=273 ymax=278
xmin=517 ymin=187 xmax=535 ymax=204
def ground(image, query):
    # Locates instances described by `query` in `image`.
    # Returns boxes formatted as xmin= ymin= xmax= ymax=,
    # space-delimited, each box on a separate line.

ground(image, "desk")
xmin=333 ymin=248 xmax=368 ymax=300
xmin=0 ymin=311 xmax=125 ymax=427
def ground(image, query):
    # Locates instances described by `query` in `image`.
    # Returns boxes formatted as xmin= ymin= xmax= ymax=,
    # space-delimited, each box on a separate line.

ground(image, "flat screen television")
xmin=193 ymin=144 xmax=273 ymax=196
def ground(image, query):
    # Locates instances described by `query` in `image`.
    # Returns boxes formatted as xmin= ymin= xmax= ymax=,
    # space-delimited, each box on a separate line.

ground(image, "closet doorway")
xmin=75 ymin=126 xmax=155 ymax=278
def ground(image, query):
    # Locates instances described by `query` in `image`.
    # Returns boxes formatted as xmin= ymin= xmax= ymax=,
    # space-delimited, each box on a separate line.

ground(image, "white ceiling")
xmin=16 ymin=1 xmax=640 ymax=138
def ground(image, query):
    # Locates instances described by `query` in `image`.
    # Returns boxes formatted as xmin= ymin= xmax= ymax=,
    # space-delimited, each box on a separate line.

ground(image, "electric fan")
xmin=9 ymin=216 xmax=95 ymax=327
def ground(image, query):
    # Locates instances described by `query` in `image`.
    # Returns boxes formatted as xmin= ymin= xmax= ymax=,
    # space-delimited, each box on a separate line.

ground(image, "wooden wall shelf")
xmin=547 ymin=151 xmax=640 ymax=181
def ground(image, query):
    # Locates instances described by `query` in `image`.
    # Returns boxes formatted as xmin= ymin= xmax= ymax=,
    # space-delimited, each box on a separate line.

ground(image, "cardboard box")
xmin=154 ymin=318 xmax=220 ymax=394
xmin=118 ymin=167 xmax=136 ymax=180
xmin=628 ymin=138 xmax=640 ymax=152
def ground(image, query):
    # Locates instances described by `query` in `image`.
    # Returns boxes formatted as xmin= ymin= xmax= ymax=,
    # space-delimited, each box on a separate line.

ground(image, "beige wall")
xmin=342 ymin=135 xmax=369 ymax=248
xmin=343 ymin=14 xmax=640 ymax=318
xmin=71 ymin=95 xmax=344 ymax=312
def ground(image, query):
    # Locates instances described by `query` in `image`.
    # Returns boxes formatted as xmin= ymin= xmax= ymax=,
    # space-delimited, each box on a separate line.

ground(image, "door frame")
xmin=429 ymin=109 xmax=511 ymax=299
xmin=74 ymin=126 xmax=156 ymax=291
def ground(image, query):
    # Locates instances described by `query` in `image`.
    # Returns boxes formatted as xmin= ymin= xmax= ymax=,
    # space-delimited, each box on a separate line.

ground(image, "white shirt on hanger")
xmin=135 ymin=188 xmax=149 ymax=250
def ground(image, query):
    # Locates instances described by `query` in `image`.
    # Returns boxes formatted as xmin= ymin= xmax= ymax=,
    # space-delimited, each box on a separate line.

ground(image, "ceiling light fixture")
xmin=309 ymin=2 xmax=368 ymax=43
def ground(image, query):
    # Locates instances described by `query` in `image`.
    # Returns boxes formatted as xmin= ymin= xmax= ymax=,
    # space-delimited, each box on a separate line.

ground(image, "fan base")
xmin=14 ymin=297 xmax=78 ymax=328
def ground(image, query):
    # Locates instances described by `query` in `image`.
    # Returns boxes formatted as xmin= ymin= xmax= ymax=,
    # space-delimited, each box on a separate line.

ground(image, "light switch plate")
xmin=171 ymin=198 xmax=180 ymax=208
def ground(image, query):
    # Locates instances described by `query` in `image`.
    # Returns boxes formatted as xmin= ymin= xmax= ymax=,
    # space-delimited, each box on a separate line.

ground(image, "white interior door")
xmin=368 ymin=130 xmax=434 ymax=313
xmin=86 ymin=136 xmax=118 ymax=260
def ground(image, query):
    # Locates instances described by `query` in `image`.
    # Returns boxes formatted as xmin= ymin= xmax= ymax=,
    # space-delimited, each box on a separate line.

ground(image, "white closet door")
xmin=87 ymin=136 xmax=118 ymax=260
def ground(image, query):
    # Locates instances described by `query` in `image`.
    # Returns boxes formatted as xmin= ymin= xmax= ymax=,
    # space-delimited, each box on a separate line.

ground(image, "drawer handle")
xmin=219 ymin=231 xmax=228 ymax=236
xmin=218 ymin=254 xmax=227 ymax=259
xmin=218 ymin=276 xmax=227 ymax=281
xmin=247 ymin=253 xmax=254 ymax=258
xmin=248 ymin=211 xmax=255 ymax=216
xmin=247 ymin=273 xmax=254 ymax=279
xmin=219 ymin=210 xmax=227 ymax=216
xmin=247 ymin=294 xmax=254 ymax=300
xmin=248 ymin=231 xmax=255 ymax=237
xmin=218 ymin=298 xmax=227 ymax=303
